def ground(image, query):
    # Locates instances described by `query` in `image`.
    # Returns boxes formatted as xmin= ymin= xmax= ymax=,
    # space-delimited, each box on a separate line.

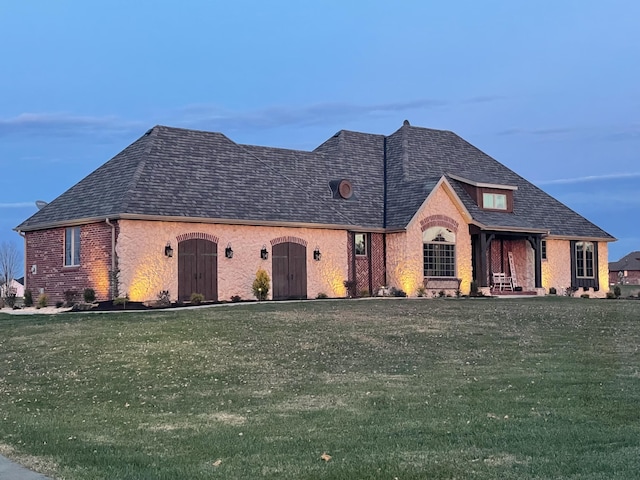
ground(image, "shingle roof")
xmin=609 ymin=251 xmax=640 ymax=271
xmin=16 ymin=123 xmax=614 ymax=241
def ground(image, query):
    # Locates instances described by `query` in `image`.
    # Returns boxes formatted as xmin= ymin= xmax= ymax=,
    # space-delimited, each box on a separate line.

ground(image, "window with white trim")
xmin=482 ymin=192 xmax=507 ymax=210
xmin=65 ymin=227 xmax=81 ymax=266
xmin=575 ymin=241 xmax=594 ymax=278
xmin=423 ymin=227 xmax=456 ymax=277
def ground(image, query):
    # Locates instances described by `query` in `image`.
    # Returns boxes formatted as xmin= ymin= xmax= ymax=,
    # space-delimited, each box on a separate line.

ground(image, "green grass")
xmin=1 ymin=297 xmax=639 ymax=479
xmin=618 ymin=284 xmax=640 ymax=297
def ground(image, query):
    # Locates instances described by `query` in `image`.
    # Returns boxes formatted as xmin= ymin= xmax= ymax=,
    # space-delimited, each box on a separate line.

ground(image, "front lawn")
xmin=1 ymin=297 xmax=639 ymax=479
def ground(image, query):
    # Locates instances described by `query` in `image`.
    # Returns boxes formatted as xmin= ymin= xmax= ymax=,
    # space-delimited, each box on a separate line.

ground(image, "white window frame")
xmin=575 ymin=241 xmax=594 ymax=279
xmin=65 ymin=227 xmax=81 ymax=267
xmin=423 ymin=227 xmax=456 ymax=277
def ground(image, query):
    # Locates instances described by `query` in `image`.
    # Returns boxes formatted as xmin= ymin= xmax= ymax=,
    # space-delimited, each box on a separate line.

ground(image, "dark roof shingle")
xmin=16 ymin=123 xmax=614 ymax=241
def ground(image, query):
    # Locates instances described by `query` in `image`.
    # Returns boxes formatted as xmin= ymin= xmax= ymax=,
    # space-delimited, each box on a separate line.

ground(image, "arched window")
xmin=423 ymin=226 xmax=455 ymax=277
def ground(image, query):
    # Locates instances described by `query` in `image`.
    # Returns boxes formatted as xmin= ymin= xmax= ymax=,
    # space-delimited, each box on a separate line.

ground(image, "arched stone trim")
xmin=270 ymin=236 xmax=307 ymax=247
xmin=176 ymin=232 xmax=219 ymax=244
xmin=420 ymin=215 xmax=459 ymax=233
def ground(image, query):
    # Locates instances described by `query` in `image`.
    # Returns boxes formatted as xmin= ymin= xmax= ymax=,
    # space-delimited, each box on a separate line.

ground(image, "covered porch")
xmin=470 ymin=226 xmax=546 ymax=294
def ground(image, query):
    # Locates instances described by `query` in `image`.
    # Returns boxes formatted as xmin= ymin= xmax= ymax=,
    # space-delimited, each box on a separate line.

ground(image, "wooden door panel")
xmin=179 ymin=238 xmax=218 ymax=302
xmin=272 ymin=242 xmax=307 ymax=300
xmin=178 ymin=239 xmax=197 ymax=302
xmin=272 ymin=243 xmax=289 ymax=300
xmin=289 ymin=243 xmax=307 ymax=299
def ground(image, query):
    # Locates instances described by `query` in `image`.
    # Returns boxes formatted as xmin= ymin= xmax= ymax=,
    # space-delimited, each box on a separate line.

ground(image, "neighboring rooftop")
xmin=609 ymin=251 xmax=640 ymax=271
xmin=16 ymin=123 xmax=614 ymax=241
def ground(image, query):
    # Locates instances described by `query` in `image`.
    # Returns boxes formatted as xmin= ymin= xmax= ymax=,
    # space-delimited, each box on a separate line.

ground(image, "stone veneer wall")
xmin=386 ymin=184 xmax=472 ymax=296
xmin=117 ymin=220 xmax=348 ymax=302
xmin=541 ymin=238 xmax=609 ymax=298
xmin=25 ymin=221 xmax=115 ymax=305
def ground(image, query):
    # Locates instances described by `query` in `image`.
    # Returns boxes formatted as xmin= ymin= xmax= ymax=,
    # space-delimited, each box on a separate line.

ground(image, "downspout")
xmin=18 ymin=231 xmax=26 ymax=292
xmin=105 ymin=219 xmax=116 ymax=299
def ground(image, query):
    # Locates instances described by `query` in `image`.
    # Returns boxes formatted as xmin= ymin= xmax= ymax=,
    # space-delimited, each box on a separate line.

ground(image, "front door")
xmin=272 ymin=242 xmax=307 ymax=300
xmin=178 ymin=238 xmax=218 ymax=302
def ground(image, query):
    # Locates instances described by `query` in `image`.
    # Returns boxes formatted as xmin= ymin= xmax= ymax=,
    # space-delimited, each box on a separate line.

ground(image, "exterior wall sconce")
xmin=164 ymin=242 xmax=174 ymax=257
xmin=313 ymin=246 xmax=322 ymax=261
xmin=225 ymin=243 xmax=234 ymax=259
xmin=260 ymin=245 xmax=268 ymax=260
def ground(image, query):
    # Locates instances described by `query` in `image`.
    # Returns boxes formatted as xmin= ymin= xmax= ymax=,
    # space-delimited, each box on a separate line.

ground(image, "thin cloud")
xmin=0 ymin=113 xmax=144 ymax=138
xmin=555 ymin=191 xmax=640 ymax=207
xmin=176 ymin=99 xmax=451 ymax=131
xmin=497 ymin=126 xmax=578 ymax=136
xmin=537 ymin=172 xmax=640 ymax=185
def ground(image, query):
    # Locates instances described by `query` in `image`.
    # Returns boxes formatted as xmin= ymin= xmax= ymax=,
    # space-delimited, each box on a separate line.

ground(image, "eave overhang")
xmin=14 ymin=213 xmax=388 ymax=234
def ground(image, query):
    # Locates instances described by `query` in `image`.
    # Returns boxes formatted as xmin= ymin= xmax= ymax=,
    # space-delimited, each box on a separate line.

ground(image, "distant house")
xmin=1 ymin=278 xmax=24 ymax=299
xmin=15 ymin=122 xmax=615 ymax=304
xmin=609 ymin=251 xmax=640 ymax=285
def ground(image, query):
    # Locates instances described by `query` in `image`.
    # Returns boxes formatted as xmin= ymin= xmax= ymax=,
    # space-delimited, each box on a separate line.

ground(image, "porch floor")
xmin=491 ymin=289 xmax=538 ymax=297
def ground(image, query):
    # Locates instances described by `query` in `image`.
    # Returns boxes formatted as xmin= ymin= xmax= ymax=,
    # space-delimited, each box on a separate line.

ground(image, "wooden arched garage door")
xmin=178 ymin=238 xmax=218 ymax=302
xmin=272 ymin=242 xmax=307 ymax=300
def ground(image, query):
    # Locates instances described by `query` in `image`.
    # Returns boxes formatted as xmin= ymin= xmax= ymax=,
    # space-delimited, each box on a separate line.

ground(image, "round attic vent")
xmin=338 ymin=179 xmax=353 ymax=199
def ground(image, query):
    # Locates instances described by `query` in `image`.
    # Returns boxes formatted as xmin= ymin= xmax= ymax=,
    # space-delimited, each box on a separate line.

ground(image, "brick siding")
xmin=25 ymin=221 xmax=117 ymax=305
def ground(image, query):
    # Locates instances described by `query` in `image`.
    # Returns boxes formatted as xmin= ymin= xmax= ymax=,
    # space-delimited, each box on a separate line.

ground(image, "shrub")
xmin=113 ymin=295 xmax=130 ymax=308
xmin=455 ymin=289 xmax=462 ymax=298
xmin=157 ymin=290 xmax=171 ymax=306
xmin=359 ymin=289 xmax=370 ymax=298
xmin=390 ymin=287 xmax=407 ymax=297
xmin=4 ymin=293 xmax=16 ymax=308
xmin=343 ymin=280 xmax=357 ymax=298
xmin=64 ymin=290 xmax=78 ymax=306
xmin=564 ymin=286 xmax=577 ymax=297
xmin=23 ymin=290 xmax=33 ymax=307
xmin=37 ymin=293 xmax=48 ymax=309
xmin=606 ymin=292 xmax=616 ymax=299
xmin=230 ymin=295 xmax=242 ymax=303
xmin=316 ymin=292 xmax=328 ymax=299
xmin=252 ymin=268 xmax=270 ymax=301
xmin=55 ymin=301 xmax=64 ymax=308
xmin=84 ymin=288 xmax=96 ymax=303
xmin=613 ymin=285 xmax=621 ymax=298
xmin=438 ymin=290 xmax=446 ymax=298
xmin=580 ymin=293 xmax=590 ymax=299
xmin=190 ymin=293 xmax=204 ymax=305
xmin=416 ymin=286 xmax=426 ymax=297
xmin=549 ymin=287 xmax=557 ymax=295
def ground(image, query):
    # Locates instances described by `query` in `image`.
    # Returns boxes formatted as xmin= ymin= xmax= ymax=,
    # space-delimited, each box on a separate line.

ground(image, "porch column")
xmin=479 ymin=233 xmax=494 ymax=287
xmin=527 ymin=235 xmax=543 ymax=289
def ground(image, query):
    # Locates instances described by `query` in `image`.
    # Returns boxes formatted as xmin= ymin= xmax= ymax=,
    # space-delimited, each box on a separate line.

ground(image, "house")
xmin=14 ymin=122 xmax=615 ymax=304
xmin=0 ymin=278 xmax=24 ymax=299
xmin=609 ymin=251 xmax=640 ymax=285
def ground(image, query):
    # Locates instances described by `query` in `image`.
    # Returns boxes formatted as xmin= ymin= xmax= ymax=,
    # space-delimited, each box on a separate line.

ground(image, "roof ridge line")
xmin=120 ymin=130 xmax=155 ymax=212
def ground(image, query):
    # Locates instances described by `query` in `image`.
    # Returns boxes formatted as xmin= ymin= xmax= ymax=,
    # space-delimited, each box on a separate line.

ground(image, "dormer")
xmin=448 ymin=173 xmax=517 ymax=213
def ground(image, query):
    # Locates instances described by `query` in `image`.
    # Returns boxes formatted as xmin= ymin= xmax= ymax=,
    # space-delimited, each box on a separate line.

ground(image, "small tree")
xmin=252 ymin=268 xmax=270 ymax=301
xmin=0 ymin=241 xmax=21 ymax=300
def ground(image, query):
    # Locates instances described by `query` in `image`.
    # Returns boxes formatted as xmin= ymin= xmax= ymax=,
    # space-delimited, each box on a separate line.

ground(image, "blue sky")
xmin=1 ymin=0 xmax=639 ymax=269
